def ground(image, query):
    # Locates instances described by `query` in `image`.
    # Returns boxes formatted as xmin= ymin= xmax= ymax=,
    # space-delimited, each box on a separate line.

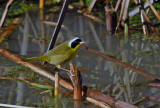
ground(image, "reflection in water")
xmin=0 ymin=10 xmax=160 ymax=107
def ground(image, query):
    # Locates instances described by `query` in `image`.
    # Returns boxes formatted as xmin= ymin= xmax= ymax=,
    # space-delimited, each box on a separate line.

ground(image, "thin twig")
xmin=81 ymin=45 xmax=158 ymax=81
xmin=148 ymin=83 xmax=160 ymax=87
xmin=43 ymin=21 xmax=67 ymax=29
xmin=0 ymin=0 xmax=13 ymax=28
xmin=0 ymin=18 xmax=21 ymax=43
xmin=115 ymin=0 xmax=122 ymax=12
xmin=115 ymin=0 xmax=126 ymax=32
xmin=85 ymin=0 xmax=97 ymax=14
xmin=146 ymin=96 xmax=160 ymax=102
xmin=83 ymin=12 xmax=105 ymax=24
xmin=146 ymin=0 xmax=160 ymax=21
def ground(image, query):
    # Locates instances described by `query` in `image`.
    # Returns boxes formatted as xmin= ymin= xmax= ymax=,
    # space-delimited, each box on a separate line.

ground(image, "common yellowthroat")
xmin=26 ymin=37 xmax=85 ymax=73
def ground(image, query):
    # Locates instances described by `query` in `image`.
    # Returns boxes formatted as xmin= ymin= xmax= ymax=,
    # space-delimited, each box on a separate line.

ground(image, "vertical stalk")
xmin=39 ymin=0 xmax=44 ymax=8
xmin=43 ymin=0 xmax=70 ymax=65
xmin=69 ymin=64 xmax=82 ymax=101
xmin=105 ymin=5 xmax=117 ymax=34
xmin=138 ymin=0 xmax=148 ymax=36
xmin=47 ymin=0 xmax=71 ymax=51
xmin=73 ymin=69 xmax=82 ymax=101
xmin=124 ymin=19 xmax=129 ymax=40
xmin=115 ymin=0 xmax=126 ymax=32
xmin=86 ymin=0 xmax=97 ymax=14
xmin=55 ymin=95 xmax=59 ymax=108
xmin=54 ymin=70 xmax=59 ymax=97
xmin=122 ymin=0 xmax=129 ymax=39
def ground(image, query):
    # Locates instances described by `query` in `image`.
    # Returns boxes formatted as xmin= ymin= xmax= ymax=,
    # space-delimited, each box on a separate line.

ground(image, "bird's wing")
xmin=45 ymin=42 xmax=70 ymax=55
xmin=50 ymin=52 xmax=71 ymax=66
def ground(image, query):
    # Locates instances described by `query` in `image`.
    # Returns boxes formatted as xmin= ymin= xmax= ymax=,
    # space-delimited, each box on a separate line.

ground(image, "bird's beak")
xmin=80 ymin=41 xmax=85 ymax=44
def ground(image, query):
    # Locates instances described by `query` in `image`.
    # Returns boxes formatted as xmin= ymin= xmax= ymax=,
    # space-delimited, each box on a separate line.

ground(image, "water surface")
xmin=0 ymin=9 xmax=160 ymax=107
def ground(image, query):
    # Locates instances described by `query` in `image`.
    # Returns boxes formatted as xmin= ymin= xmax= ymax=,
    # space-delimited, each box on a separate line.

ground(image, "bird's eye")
xmin=76 ymin=39 xmax=81 ymax=43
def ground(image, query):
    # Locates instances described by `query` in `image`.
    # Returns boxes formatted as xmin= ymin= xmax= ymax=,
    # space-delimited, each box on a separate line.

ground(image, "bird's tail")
xmin=25 ymin=55 xmax=49 ymax=62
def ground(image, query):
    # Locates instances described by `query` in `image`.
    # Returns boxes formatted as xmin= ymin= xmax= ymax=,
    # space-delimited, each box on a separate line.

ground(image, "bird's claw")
xmin=69 ymin=71 xmax=76 ymax=77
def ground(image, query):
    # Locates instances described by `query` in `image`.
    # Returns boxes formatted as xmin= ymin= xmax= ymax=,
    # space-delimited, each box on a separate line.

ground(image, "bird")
xmin=25 ymin=37 xmax=85 ymax=75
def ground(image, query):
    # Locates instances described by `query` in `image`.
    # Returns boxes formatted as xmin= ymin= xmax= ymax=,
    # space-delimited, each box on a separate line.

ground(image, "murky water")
xmin=1 ymin=9 xmax=160 ymax=107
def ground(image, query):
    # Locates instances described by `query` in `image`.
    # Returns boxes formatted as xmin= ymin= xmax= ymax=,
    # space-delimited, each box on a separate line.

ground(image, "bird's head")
xmin=68 ymin=37 xmax=85 ymax=50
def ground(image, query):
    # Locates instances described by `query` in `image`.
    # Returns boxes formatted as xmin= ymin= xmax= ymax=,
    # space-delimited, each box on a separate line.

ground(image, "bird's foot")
xmin=68 ymin=70 xmax=76 ymax=77
xmin=59 ymin=67 xmax=76 ymax=76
